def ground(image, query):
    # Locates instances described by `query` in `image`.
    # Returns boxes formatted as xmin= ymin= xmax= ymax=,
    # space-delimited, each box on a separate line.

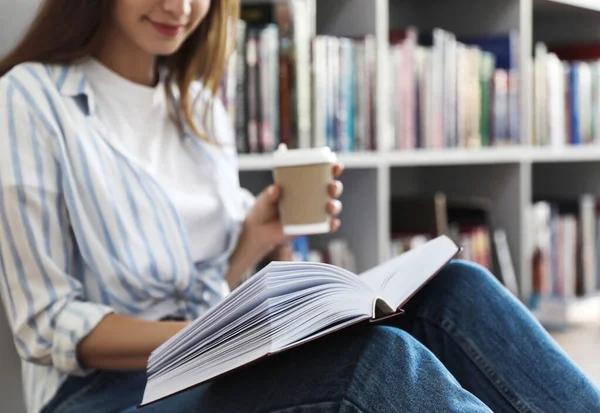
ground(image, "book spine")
xmin=579 ymin=62 xmax=593 ymax=144
xmin=480 ymin=52 xmax=494 ymax=147
xmin=431 ymin=29 xmax=444 ymax=149
xmin=256 ymin=30 xmax=267 ymax=152
xmin=245 ymin=29 xmax=260 ymax=153
xmin=366 ymin=35 xmax=377 ymax=150
xmin=269 ymin=26 xmax=280 ymax=150
xmin=492 ymin=69 xmax=508 ymax=144
xmin=345 ymin=40 xmax=355 ymax=152
xmin=399 ymin=28 xmax=416 ymax=150
xmin=570 ymin=62 xmax=581 ymax=145
xmin=235 ymin=21 xmax=248 ymax=153
xmin=293 ymin=0 xmax=313 ymax=150
xmin=580 ymin=195 xmax=597 ymax=295
xmin=391 ymin=43 xmax=402 ymax=149
xmin=444 ymin=31 xmax=458 ymax=148
xmin=311 ymin=36 xmax=327 ymax=148
xmin=354 ymin=40 xmax=367 ymax=151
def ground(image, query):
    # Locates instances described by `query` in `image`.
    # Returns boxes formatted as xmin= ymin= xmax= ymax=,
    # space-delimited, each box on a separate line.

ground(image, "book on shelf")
xmin=255 ymin=236 xmax=357 ymax=274
xmin=531 ymin=195 xmax=600 ymax=308
xmin=389 ymin=193 xmax=518 ymax=293
xmin=220 ymin=0 xmax=375 ymax=154
xmin=533 ymin=41 xmax=600 ymax=147
xmin=140 ymin=235 xmax=461 ymax=406
xmin=531 ymin=193 xmax=600 ymax=328
xmin=221 ymin=1 xmax=313 ymax=153
xmin=391 ymin=224 xmax=493 ymax=274
xmin=293 ymin=237 xmax=356 ymax=274
xmin=311 ymin=34 xmax=377 ymax=152
xmin=388 ymin=28 xmax=520 ymax=151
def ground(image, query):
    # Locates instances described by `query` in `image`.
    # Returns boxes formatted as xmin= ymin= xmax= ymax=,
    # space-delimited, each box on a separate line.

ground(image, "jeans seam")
xmin=259 ymin=399 xmax=365 ymax=413
xmin=339 ymin=398 xmax=367 ymax=413
xmin=417 ymin=312 xmax=543 ymax=413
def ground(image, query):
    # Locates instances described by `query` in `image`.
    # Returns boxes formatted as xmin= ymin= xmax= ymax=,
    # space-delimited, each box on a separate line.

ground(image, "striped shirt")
xmin=0 ymin=61 xmax=253 ymax=413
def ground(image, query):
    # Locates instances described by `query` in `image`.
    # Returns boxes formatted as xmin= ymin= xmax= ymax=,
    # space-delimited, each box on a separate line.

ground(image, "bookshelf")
xmin=535 ymin=0 xmax=600 ymax=14
xmin=236 ymin=0 xmax=600 ymax=323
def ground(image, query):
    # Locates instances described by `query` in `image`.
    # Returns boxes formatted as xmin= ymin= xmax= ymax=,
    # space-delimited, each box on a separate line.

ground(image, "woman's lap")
xmin=45 ymin=324 xmax=490 ymax=413
xmin=43 ymin=260 xmax=600 ymax=413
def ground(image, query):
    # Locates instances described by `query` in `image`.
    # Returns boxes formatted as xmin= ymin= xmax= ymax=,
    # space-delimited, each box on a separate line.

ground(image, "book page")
xmin=142 ymin=261 xmax=376 ymax=406
xmin=359 ymin=235 xmax=460 ymax=310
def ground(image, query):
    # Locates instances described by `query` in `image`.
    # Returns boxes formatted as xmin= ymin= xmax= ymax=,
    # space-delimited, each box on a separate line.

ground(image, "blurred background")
xmin=1 ymin=3 xmax=40 ymax=412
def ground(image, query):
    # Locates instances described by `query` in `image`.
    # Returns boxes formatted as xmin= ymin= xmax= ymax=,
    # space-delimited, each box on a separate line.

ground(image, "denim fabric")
xmin=42 ymin=261 xmax=600 ymax=413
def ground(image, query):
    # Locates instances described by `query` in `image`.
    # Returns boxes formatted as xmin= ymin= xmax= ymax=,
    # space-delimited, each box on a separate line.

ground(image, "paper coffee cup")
xmin=272 ymin=144 xmax=337 ymax=236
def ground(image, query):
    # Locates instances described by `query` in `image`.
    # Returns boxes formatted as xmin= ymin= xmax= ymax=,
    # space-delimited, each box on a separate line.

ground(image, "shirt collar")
xmin=53 ymin=60 xmax=205 ymax=147
xmin=53 ymin=60 xmax=178 ymax=118
xmin=52 ymin=61 xmax=97 ymax=116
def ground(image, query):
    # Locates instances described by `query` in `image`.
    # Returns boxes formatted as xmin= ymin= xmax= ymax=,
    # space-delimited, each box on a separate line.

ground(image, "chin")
xmin=145 ymin=42 xmax=184 ymax=57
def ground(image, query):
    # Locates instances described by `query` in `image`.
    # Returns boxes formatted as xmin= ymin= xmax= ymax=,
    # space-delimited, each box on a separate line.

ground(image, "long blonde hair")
xmin=0 ymin=0 xmax=240 ymax=141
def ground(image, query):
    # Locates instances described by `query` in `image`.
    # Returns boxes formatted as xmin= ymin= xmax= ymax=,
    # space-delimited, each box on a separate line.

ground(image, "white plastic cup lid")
xmin=272 ymin=143 xmax=337 ymax=168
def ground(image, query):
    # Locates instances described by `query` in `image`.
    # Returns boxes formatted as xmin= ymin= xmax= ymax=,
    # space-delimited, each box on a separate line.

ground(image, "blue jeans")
xmin=42 ymin=261 xmax=600 ymax=412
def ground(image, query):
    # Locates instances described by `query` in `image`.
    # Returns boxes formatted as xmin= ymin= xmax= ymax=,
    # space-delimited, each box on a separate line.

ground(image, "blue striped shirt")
xmin=0 ymin=61 xmax=253 ymax=413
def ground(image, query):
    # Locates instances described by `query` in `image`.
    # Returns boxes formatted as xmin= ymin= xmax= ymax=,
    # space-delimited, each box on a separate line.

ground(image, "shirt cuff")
xmin=52 ymin=300 xmax=114 ymax=375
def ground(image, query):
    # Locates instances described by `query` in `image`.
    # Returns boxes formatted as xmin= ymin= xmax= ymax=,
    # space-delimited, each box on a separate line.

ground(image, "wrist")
xmin=225 ymin=221 xmax=272 ymax=288
xmin=240 ymin=219 xmax=274 ymax=259
xmin=270 ymin=241 xmax=293 ymax=261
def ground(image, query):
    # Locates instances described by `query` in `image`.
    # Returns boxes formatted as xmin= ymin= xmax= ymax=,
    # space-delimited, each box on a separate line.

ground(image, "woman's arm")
xmin=226 ymin=176 xmax=344 ymax=288
xmin=225 ymin=227 xmax=263 ymax=289
xmin=0 ymin=76 xmax=191 ymax=374
xmin=77 ymin=314 xmax=188 ymax=370
xmin=225 ymin=185 xmax=287 ymax=288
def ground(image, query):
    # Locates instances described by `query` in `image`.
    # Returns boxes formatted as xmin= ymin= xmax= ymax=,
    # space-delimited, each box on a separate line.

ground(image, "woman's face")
xmin=111 ymin=0 xmax=210 ymax=56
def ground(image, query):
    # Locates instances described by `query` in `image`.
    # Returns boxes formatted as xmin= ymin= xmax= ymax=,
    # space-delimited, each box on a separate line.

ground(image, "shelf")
xmin=533 ymin=294 xmax=600 ymax=329
xmin=534 ymin=0 xmax=600 ymax=14
xmin=237 ymin=152 xmax=382 ymax=171
xmin=529 ymin=146 xmax=600 ymax=163
xmin=238 ymin=146 xmax=600 ymax=171
xmin=385 ymin=147 xmax=524 ymax=167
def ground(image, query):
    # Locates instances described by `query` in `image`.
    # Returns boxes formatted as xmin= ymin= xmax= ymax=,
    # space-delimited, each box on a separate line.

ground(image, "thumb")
xmin=262 ymin=185 xmax=280 ymax=204
xmin=251 ymin=185 xmax=280 ymax=219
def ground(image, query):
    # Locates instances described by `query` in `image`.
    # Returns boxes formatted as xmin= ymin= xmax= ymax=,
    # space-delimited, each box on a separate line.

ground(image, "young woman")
xmin=0 ymin=1 xmax=598 ymax=412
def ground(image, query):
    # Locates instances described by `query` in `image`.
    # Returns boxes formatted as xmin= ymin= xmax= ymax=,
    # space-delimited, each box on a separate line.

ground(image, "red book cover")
xmin=549 ymin=43 xmax=600 ymax=62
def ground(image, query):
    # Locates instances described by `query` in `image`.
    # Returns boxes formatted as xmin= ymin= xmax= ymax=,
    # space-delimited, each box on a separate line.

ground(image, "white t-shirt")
xmin=80 ymin=58 xmax=228 ymax=263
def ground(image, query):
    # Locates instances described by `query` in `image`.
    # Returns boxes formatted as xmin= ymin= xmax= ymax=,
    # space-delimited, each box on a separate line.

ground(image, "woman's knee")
xmin=346 ymin=326 xmax=482 ymax=411
xmin=430 ymin=259 xmax=500 ymax=296
xmin=356 ymin=326 xmax=458 ymax=380
xmin=401 ymin=259 xmax=508 ymax=319
xmin=362 ymin=325 xmax=419 ymax=355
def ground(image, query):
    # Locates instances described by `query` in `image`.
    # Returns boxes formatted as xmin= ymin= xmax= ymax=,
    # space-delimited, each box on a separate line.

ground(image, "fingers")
xmin=332 ymin=162 xmax=344 ymax=178
xmin=330 ymin=218 xmax=341 ymax=233
xmin=265 ymin=185 xmax=280 ymax=203
xmin=328 ymin=180 xmax=344 ymax=198
xmin=327 ymin=199 xmax=343 ymax=216
xmin=247 ymin=185 xmax=281 ymax=227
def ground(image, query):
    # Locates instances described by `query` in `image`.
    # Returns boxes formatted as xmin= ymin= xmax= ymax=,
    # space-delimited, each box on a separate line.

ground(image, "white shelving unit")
xmin=238 ymin=0 xmax=600 ymax=307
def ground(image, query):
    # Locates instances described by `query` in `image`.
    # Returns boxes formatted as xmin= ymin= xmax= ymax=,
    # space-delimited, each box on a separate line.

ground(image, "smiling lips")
xmin=149 ymin=20 xmax=183 ymax=37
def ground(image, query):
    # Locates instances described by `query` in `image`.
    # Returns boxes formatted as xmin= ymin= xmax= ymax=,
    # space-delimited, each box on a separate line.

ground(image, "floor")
xmin=551 ymin=323 xmax=600 ymax=387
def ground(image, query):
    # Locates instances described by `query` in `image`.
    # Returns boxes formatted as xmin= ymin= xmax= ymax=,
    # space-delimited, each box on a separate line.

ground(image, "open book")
xmin=141 ymin=235 xmax=460 ymax=406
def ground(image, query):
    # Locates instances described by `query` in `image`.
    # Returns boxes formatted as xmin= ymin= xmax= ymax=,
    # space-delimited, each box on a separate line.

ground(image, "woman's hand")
xmin=245 ymin=162 xmax=345 ymax=254
xmin=225 ymin=163 xmax=345 ymax=288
